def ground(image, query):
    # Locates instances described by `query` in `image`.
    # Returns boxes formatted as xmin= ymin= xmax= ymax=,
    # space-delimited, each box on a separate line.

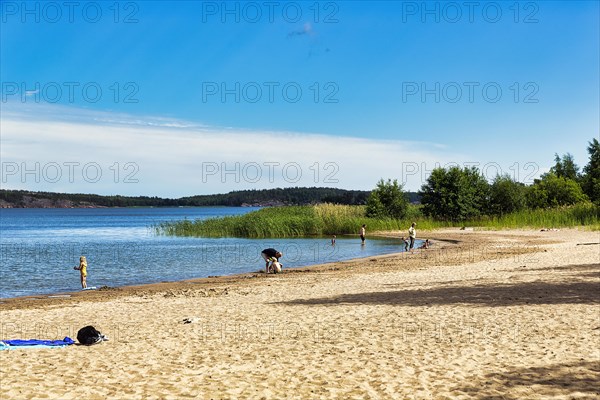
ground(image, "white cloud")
xmin=1 ymin=103 xmax=470 ymax=197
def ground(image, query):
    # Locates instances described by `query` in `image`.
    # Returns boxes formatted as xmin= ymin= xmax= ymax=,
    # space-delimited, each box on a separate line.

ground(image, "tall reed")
xmin=155 ymin=203 xmax=599 ymax=238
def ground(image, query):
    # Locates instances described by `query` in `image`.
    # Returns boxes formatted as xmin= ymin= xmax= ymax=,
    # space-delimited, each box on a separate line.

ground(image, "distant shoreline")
xmin=1 ymin=187 xmax=404 ymax=208
xmin=0 ymin=187 xmax=420 ymax=208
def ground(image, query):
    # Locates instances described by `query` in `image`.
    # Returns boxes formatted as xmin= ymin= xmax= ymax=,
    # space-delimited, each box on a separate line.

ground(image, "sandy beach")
xmin=1 ymin=228 xmax=598 ymax=399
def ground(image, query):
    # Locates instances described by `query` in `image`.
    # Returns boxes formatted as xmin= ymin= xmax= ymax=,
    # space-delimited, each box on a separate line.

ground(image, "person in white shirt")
xmin=408 ymin=222 xmax=417 ymax=250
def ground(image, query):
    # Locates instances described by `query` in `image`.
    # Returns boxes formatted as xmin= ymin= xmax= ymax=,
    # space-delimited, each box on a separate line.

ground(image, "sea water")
xmin=0 ymin=207 xmax=419 ymax=298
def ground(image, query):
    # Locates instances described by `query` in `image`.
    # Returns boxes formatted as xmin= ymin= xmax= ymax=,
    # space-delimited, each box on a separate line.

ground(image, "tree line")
xmin=0 ymin=187 xmax=420 ymax=208
xmin=367 ymin=138 xmax=600 ymax=222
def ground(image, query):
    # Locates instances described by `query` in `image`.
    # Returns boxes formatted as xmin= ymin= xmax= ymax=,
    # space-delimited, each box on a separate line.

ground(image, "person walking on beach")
xmin=261 ymin=248 xmax=283 ymax=274
xmin=408 ymin=222 xmax=417 ymax=251
xmin=360 ymin=224 xmax=366 ymax=245
xmin=74 ymin=256 xmax=88 ymax=289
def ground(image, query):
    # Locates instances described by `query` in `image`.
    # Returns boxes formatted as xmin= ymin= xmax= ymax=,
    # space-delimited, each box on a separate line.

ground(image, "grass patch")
xmin=155 ymin=204 xmax=452 ymax=238
xmin=155 ymin=203 xmax=600 ymax=238
xmin=464 ymin=202 xmax=600 ymax=230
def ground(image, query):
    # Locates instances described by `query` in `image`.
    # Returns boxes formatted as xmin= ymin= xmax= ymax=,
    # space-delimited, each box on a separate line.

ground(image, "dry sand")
xmin=1 ymin=228 xmax=599 ymax=399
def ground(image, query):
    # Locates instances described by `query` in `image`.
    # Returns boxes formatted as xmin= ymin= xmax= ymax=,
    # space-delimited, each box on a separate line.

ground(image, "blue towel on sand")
xmin=0 ymin=337 xmax=75 ymax=349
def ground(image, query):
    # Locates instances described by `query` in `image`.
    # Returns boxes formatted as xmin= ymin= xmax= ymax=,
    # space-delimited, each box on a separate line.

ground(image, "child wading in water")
xmin=401 ymin=237 xmax=409 ymax=252
xmin=74 ymin=256 xmax=88 ymax=289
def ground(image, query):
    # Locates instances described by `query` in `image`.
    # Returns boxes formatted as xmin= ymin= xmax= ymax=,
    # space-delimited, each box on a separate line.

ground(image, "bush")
xmin=420 ymin=166 xmax=489 ymax=221
xmin=526 ymin=174 xmax=588 ymax=208
xmin=365 ymin=179 xmax=408 ymax=219
xmin=488 ymin=174 xmax=526 ymax=215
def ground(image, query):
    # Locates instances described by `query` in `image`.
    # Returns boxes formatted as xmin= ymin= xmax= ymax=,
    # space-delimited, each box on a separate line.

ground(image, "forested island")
xmin=0 ymin=187 xmax=422 ymax=208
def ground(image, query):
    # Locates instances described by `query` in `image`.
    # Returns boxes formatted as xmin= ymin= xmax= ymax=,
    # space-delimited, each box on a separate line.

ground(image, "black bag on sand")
xmin=77 ymin=325 xmax=106 ymax=345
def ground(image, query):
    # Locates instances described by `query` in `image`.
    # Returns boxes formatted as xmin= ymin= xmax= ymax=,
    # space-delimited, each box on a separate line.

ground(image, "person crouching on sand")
xmin=74 ymin=256 xmax=87 ymax=289
xmin=264 ymin=258 xmax=283 ymax=274
xmin=270 ymin=260 xmax=283 ymax=274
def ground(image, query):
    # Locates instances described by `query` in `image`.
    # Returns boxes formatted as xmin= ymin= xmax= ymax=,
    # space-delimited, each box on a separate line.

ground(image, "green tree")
xmin=366 ymin=179 xmax=408 ymax=219
xmin=581 ymin=138 xmax=600 ymax=204
xmin=419 ymin=166 xmax=489 ymax=221
xmin=526 ymin=173 xmax=588 ymax=208
xmin=549 ymin=152 xmax=579 ymax=181
xmin=489 ymin=174 xmax=526 ymax=215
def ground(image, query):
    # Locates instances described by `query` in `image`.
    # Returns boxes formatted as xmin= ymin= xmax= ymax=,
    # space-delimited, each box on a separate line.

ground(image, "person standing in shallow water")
xmin=360 ymin=224 xmax=366 ymax=245
xmin=408 ymin=222 xmax=417 ymax=251
xmin=74 ymin=256 xmax=87 ymax=289
xmin=401 ymin=237 xmax=409 ymax=252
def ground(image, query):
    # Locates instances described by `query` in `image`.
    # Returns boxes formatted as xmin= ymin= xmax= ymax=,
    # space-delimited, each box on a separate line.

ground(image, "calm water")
xmin=0 ymin=208 xmax=417 ymax=298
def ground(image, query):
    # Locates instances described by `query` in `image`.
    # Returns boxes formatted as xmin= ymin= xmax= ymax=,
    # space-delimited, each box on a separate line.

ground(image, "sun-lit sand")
xmin=1 ymin=229 xmax=599 ymax=399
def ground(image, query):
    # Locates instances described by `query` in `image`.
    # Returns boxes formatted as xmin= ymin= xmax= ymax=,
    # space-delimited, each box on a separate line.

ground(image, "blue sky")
xmin=1 ymin=1 xmax=598 ymax=197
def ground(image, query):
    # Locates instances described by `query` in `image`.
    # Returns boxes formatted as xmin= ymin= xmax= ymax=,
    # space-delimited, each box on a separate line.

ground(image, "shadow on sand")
xmin=278 ymin=263 xmax=600 ymax=308
xmin=455 ymin=360 xmax=600 ymax=399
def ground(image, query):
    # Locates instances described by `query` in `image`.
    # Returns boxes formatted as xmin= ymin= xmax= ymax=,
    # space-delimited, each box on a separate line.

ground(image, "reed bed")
xmin=155 ymin=203 xmax=600 ymax=238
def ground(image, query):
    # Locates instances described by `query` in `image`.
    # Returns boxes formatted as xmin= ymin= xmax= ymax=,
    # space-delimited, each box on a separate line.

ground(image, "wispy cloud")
xmin=1 ymin=103 xmax=465 ymax=197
